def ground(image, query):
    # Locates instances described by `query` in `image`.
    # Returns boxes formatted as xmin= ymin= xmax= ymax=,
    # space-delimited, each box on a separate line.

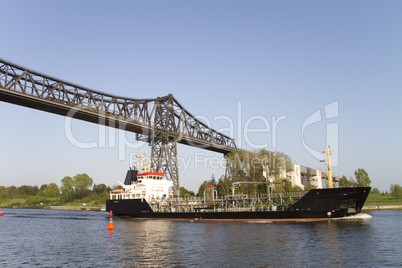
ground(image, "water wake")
xmin=337 ymin=213 xmax=372 ymax=220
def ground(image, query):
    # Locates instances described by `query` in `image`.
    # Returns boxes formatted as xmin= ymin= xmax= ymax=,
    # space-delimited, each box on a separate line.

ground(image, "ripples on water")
xmin=0 ymin=209 xmax=401 ymax=267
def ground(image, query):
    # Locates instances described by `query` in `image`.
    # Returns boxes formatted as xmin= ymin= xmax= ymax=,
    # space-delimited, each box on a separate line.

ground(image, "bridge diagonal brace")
xmin=151 ymin=138 xmax=179 ymax=196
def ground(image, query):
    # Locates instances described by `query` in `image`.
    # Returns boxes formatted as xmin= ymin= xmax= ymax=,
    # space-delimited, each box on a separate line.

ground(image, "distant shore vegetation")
xmin=366 ymin=185 xmax=402 ymax=206
xmin=0 ymin=173 xmax=110 ymax=208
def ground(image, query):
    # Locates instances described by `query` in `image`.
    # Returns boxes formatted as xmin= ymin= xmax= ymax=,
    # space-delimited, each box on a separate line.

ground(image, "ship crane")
xmin=322 ymin=146 xmax=333 ymax=188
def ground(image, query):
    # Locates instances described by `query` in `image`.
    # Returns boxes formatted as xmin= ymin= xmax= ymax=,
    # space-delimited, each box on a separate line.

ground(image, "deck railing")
xmin=109 ymin=191 xmax=307 ymax=202
xmin=109 ymin=191 xmax=308 ymax=213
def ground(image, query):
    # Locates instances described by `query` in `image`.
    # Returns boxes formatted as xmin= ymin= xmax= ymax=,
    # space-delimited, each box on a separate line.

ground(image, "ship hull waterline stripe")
xmin=128 ymin=217 xmax=332 ymax=222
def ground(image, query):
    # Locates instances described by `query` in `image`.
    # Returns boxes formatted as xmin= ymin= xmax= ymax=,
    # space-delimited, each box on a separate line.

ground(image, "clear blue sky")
xmin=1 ymin=0 xmax=401 ymax=192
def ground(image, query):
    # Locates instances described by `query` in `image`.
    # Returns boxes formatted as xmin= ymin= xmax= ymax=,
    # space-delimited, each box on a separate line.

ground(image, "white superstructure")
xmin=109 ymin=154 xmax=173 ymax=202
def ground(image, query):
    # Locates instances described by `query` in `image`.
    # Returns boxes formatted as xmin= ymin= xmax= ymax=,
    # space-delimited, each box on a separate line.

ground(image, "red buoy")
xmin=107 ymin=221 xmax=115 ymax=230
xmin=0 ymin=208 xmax=3 ymax=216
xmin=107 ymin=210 xmax=115 ymax=230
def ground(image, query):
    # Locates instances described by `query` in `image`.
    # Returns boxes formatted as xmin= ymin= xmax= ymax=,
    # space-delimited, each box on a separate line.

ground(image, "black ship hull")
xmin=106 ymin=187 xmax=371 ymax=221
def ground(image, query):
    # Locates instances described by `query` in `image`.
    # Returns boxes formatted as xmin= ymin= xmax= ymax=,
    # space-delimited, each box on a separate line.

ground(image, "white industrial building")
xmin=286 ymin=164 xmax=339 ymax=190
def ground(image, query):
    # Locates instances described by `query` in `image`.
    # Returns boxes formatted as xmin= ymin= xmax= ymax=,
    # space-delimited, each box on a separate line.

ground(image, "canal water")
xmin=0 ymin=209 xmax=401 ymax=267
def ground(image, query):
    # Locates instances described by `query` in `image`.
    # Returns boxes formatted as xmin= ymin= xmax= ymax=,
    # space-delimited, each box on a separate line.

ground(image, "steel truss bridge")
xmin=0 ymin=58 xmax=237 ymax=195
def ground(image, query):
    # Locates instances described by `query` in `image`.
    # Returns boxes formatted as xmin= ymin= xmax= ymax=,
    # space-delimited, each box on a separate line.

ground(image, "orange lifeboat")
xmin=112 ymin=189 xmax=123 ymax=194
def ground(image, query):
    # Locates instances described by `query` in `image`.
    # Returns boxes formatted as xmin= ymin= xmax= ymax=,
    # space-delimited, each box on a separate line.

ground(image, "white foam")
xmin=336 ymin=213 xmax=372 ymax=220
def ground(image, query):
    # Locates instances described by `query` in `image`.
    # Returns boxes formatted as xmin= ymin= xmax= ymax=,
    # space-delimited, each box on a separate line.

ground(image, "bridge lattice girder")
xmin=0 ymin=58 xmax=237 ymax=194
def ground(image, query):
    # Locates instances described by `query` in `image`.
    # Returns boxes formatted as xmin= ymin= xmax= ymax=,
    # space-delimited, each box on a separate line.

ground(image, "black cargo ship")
xmin=106 ymin=169 xmax=371 ymax=221
xmin=106 ymin=149 xmax=371 ymax=221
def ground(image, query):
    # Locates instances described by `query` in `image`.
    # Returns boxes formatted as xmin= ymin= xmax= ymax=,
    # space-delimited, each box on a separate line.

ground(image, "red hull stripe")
xmin=131 ymin=217 xmax=330 ymax=222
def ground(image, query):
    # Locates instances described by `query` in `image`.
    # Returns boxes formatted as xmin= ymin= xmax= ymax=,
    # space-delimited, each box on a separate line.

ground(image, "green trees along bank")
xmin=0 ymin=173 xmax=110 ymax=208
xmin=339 ymin=168 xmax=372 ymax=188
xmin=60 ymin=173 xmax=94 ymax=201
xmin=196 ymin=150 xmax=297 ymax=197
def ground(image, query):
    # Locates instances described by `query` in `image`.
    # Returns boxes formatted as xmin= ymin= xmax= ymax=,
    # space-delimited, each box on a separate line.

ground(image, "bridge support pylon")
xmin=151 ymin=139 xmax=180 ymax=196
xmin=150 ymin=95 xmax=180 ymax=196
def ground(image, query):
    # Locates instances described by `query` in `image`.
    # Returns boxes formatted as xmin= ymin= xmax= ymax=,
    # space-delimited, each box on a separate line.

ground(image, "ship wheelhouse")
xmin=109 ymin=170 xmax=173 ymax=201
xmin=135 ymin=171 xmax=172 ymax=200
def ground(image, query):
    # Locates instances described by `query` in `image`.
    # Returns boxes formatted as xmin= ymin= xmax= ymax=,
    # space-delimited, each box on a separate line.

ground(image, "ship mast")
xmin=323 ymin=147 xmax=333 ymax=188
xmin=138 ymin=153 xmax=150 ymax=173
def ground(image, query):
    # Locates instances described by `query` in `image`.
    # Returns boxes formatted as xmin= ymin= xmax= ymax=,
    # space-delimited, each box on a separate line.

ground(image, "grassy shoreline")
xmin=365 ymin=193 xmax=402 ymax=207
xmin=0 ymin=197 xmax=106 ymax=209
xmin=363 ymin=204 xmax=402 ymax=210
xmin=49 ymin=205 xmax=106 ymax=211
